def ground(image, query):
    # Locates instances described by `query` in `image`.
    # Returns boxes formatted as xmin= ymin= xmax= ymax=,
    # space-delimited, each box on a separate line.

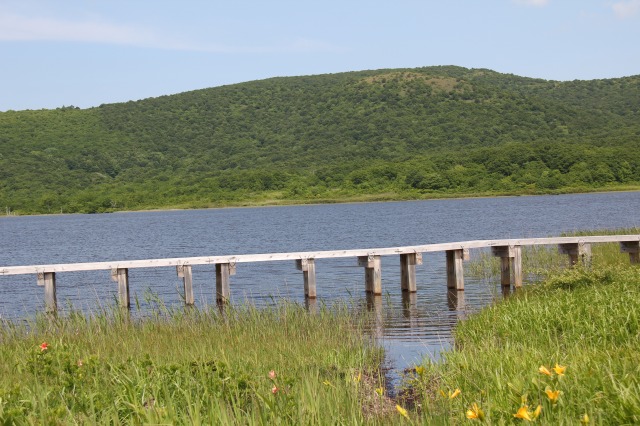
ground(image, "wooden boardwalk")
xmin=1 ymin=235 xmax=638 ymax=313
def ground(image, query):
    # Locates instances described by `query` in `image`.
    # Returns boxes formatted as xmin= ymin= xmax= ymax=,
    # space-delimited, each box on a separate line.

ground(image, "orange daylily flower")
xmin=271 ymin=385 xmax=278 ymax=394
xmin=39 ymin=342 xmax=49 ymax=352
xmin=545 ymin=387 xmax=561 ymax=404
xmin=268 ymin=370 xmax=277 ymax=380
xmin=538 ymin=365 xmax=552 ymax=376
xmin=449 ymin=388 xmax=461 ymax=399
xmin=466 ymin=403 xmax=485 ymax=420
xmin=553 ymin=363 xmax=566 ymax=376
xmin=514 ymin=406 xmax=533 ymax=421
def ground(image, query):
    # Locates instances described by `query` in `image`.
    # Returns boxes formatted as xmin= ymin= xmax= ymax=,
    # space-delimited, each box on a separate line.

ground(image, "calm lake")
xmin=1 ymin=192 xmax=639 ymax=374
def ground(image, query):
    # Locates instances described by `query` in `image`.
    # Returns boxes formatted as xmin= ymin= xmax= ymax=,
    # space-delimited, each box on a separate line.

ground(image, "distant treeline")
xmin=1 ymin=66 xmax=639 ymax=214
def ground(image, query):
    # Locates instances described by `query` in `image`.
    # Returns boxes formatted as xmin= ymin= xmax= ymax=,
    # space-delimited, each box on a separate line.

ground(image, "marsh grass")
xmin=0 ymin=302 xmax=400 ymax=425
xmin=405 ymin=265 xmax=640 ymax=424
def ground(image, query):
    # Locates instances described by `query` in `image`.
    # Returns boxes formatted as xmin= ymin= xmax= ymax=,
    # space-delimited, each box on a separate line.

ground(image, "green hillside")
xmin=1 ymin=66 xmax=639 ymax=214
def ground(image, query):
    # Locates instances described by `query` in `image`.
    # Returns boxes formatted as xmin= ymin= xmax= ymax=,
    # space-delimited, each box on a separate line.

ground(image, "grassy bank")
xmin=402 ymin=265 xmax=640 ymax=424
xmin=0 ymin=304 xmax=391 ymax=424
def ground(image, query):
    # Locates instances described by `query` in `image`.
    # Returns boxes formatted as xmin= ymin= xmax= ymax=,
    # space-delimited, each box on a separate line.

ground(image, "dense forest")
xmin=1 ymin=65 xmax=639 ymax=214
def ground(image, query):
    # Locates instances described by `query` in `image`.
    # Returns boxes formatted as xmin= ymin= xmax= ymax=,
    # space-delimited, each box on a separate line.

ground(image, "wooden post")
xmin=111 ymin=268 xmax=130 ymax=308
xmin=176 ymin=265 xmax=194 ymax=305
xmin=620 ymin=241 xmax=640 ymax=264
xmin=400 ymin=253 xmax=422 ymax=293
xmin=513 ymin=245 xmax=522 ymax=288
xmin=296 ymin=258 xmax=317 ymax=298
xmin=216 ymin=263 xmax=235 ymax=303
xmin=558 ymin=243 xmax=592 ymax=267
xmin=37 ymin=272 xmax=57 ymax=313
xmin=446 ymin=249 xmax=466 ymax=291
xmin=358 ymin=255 xmax=382 ymax=295
xmin=491 ymin=245 xmax=523 ymax=288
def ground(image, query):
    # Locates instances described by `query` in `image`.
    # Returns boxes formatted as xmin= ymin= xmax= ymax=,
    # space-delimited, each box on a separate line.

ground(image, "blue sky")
xmin=1 ymin=0 xmax=639 ymax=111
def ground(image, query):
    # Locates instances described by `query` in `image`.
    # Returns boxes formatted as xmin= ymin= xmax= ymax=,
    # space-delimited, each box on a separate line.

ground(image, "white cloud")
xmin=612 ymin=0 xmax=640 ymax=19
xmin=513 ymin=0 xmax=550 ymax=7
xmin=0 ymin=11 xmax=344 ymax=54
xmin=0 ymin=10 xmax=243 ymax=52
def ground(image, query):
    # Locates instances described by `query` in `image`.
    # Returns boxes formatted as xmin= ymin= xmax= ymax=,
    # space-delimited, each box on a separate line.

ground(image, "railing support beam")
xmin=296 ymin=258 xmax=317 ymax=298
xmin=111 ymin=268 xmax=130 ymax=308
xmin=620 ymin=241 xmax=640 ymax=264
xmin=491 ymin=245 xmax=523 ymax=288
xmin=216 ymin=263 xmax=236 ymax=303
xmin=400 ymin=253 xmax=422 ymax=293
xmin=446 ymin=249 xmax=467 ymax=291
xmin=358 ymin=255 xmax=382 ymax=295
xmin=558 ymin=242 xmax=592 ymax=267
xmin=177 ymin=265 xmax=194 ymax=305
xmin=37 ymin=272 xmax=57 ymax=313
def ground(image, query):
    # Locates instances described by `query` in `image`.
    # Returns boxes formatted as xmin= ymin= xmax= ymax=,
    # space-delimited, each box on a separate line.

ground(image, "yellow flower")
xmin=353 ymin=371 xmax=362 ymax=383
xmin=396 ymin=404 xmax=410 ymax=420
xmin=466 ymin=403 xmax=485 ymax=420
xmin=581 ymin=413 xmax=589 ymax=424
xmin=545 ymin=387 xmax=561 ymax=404
xmin=322 ymin=380 xmax=334 ymax=388
xmin=553 ymin=363 xmax=566 ymax=376
xmin=538 ymin=365 xmax=553 ymax=376
xmin=514 ymin=406 xmax=533 ymax=421
xmin=375 ymin=387 xmax=384 ymax=396
xmin=439 ymin=389 xmax=447 ymax=398
xmin=415 ymin=366 xmax=425 ymax=376
xmin=450 ymin=388 xmax=461 ymax=399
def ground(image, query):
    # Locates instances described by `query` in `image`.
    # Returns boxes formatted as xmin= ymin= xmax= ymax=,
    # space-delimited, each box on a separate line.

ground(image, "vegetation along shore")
xmin=1 ymin=66 xmax=639 ymax=215
xmin=1 ymin=230 xmax=638 ymax=424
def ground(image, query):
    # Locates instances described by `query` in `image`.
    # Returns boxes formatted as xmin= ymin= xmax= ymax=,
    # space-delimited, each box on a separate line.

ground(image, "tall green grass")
xmin=405 ymin=265 xmax=640 ymax=424
xmin=0 ymin=303 xmax=394 ymax=424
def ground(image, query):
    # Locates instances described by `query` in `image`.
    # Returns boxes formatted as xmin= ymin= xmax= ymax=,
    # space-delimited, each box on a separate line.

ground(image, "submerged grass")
xmin=0 ymin=302 xmax=396 ymax=424
xmin=403 ymin=265 xmax=640 ymax=424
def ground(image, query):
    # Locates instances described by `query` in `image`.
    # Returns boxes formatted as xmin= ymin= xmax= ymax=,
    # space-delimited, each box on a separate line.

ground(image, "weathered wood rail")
xmin=1 ymin=235 xmax=638 ymax=313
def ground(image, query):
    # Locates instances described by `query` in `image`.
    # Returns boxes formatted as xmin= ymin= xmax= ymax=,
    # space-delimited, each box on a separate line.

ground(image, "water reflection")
xmin=365 ymin=294 xmax=384 ymax=339
xmin=446 ymin=289 xmax=466 ymax=313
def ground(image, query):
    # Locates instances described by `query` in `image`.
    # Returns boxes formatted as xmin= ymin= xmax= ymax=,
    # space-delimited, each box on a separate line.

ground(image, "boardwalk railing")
xmin=1 ymin=235 xmax=639 ymax=313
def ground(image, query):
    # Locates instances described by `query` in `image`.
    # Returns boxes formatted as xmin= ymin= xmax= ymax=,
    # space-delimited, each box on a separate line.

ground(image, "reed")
xmin=0 ymin=302 xmax=398 ymax=425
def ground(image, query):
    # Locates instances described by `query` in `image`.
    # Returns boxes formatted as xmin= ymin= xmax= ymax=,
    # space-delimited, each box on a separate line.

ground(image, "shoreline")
xmin=3 ymin=185 xmax=640 ymax=218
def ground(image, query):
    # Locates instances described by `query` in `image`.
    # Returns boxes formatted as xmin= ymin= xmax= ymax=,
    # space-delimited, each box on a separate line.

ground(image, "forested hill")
xmin=1 ymin=65 xmax=639 ymax=214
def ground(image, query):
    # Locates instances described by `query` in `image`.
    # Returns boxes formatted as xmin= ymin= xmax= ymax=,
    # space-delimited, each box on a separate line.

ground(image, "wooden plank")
xmin=216 ymin=263 xmax=231 ymax=303
xmin=3 ymin=234 xmax=639 ymax=277
xmin=111 ymin=268 xmax=130 ymax=308
xmin=37 ymin=272 xmax=57 ymax=313
xmin=446 ymin=250 xmax=464 ymax=291
xmin=176 ymin=265 xmax=194 ymax=305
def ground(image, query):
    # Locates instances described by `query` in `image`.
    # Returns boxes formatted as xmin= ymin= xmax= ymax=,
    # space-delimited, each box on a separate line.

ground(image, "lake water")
xmin=1 ymin=192 xmax=639 ymax=377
